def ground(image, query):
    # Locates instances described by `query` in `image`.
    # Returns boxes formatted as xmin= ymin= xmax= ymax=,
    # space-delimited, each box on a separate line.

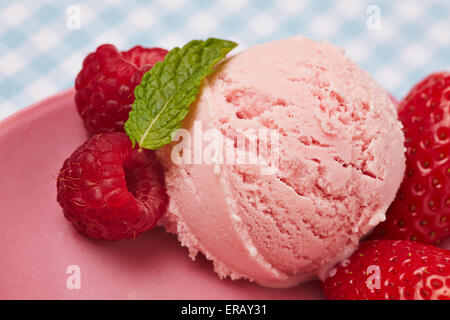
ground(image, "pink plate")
xmin=0 ymin=89 xmax=324 ymax=299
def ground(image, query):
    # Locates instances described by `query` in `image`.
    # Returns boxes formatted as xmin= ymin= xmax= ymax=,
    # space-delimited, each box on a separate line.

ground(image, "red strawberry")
xmin=56 ymin=132 xmax=168 ymax=241
xmin=75 ymin=44 xmax=168 ymax=135
xmin=370 ymin=72 xmax=450 ymax=245
xmin=322 ymin=240 xmax=450 ymax=300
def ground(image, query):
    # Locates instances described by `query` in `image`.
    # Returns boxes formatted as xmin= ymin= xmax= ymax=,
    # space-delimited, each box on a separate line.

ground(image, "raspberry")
xmin=75 ymin=44 xmax=168 ymax=135
xmin=56 ymin=132 xmax=168 ymax=240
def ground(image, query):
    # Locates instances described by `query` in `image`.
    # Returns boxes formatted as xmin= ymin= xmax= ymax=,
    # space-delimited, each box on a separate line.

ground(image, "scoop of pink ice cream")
xmin=157 ymin=36 xmax=405 ymax=287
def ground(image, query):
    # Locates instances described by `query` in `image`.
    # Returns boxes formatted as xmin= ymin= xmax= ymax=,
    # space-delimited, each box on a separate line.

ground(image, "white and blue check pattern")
xmin=0 ymin=0 xmax=449 ymax=120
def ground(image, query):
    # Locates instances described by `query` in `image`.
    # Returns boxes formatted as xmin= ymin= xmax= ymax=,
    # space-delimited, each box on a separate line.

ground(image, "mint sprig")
xmin=124 ymin=38 xmax=237 ymax=150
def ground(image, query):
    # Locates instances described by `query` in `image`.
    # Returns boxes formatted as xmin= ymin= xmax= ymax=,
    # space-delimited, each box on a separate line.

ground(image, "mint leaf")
xmin=124 ymin=38 xmax=237 ymax=150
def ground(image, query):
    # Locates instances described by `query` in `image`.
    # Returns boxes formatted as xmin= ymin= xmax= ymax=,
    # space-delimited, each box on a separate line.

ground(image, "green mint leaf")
xmin=124 ymin=38 xmax=237 ymax=150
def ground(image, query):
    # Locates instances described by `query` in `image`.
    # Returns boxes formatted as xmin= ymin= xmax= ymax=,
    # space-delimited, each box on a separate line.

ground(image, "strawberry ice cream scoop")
xmin=157 ymin=37 xmax=406 ymax=287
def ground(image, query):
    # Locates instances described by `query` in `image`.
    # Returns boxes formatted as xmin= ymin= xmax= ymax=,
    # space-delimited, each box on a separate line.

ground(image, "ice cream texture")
xmin=157 ymin=36 xmax=406 ymax=287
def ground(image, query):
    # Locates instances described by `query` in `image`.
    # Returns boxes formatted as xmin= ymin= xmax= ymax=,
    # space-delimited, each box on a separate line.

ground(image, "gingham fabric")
xmin=0 ymin=0 xmax=449 ymax=121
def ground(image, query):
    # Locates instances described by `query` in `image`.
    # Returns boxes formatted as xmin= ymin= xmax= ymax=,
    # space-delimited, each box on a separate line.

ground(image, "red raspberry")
xmin=75 ymin=44 xmax=168 ymax=135
xmin=56 ymin=132 xmax=168 ymax=240
xmin=370 ymin=72 xmax=450 ymax=245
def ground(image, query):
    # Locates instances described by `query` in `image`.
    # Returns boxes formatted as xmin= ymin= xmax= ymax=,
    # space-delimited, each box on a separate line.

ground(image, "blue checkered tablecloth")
xmin=0 ymin=0 xmax=449 ymax=120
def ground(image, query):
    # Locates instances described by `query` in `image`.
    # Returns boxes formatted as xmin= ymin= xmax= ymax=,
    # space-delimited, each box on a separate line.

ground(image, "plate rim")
xmin=0 ymin=88 xmax=75 ymax=134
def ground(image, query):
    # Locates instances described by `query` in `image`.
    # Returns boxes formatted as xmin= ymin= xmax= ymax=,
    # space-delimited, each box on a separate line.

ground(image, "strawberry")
xmin=321 ymin=240 xmax=450 ymax=300
xmin=370 ymin=72 xmax=450 ymax=245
